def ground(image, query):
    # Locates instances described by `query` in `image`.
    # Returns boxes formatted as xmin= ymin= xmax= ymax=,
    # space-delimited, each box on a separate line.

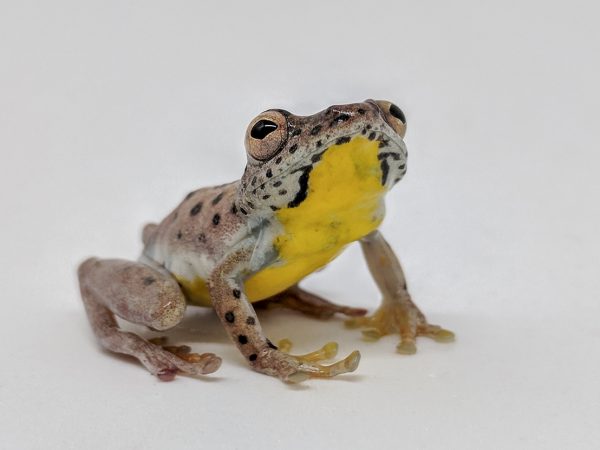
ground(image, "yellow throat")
xmin=244 ymin=135 xmax=386 ymax=300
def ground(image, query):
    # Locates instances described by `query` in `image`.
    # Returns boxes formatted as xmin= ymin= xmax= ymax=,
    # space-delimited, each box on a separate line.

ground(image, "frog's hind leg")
xmin=77 ymin=257 xmax=221 ymax=380
xmin=259 ymin=285 xmax=367 ymax=319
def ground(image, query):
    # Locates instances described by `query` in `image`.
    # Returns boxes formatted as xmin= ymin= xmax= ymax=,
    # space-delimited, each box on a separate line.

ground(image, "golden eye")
xmin=370 ymin=100 xmax=407 ymax=138
xmin=388 ymin=104 xmax=406 ymax=124
xmin=245 ymin=111 xmax=288 ymax=161
xmin=250 ymin=120 xmax=278 ymax=139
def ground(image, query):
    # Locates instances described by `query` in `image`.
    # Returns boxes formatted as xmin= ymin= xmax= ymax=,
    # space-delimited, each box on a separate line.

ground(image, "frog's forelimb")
xmin=208 ymin=244 xmax=360 ymax=382
xmin=346 ymin=230 xmax=455 ymax=353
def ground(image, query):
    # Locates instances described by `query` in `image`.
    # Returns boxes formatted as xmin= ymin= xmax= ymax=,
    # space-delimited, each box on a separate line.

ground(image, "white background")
xmin=1 ymin=1 xmax=599 ymax=449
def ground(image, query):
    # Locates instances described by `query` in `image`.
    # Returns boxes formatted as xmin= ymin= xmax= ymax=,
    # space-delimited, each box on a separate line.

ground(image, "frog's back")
xmin=141 ymin=181 xmax=248 ymax=286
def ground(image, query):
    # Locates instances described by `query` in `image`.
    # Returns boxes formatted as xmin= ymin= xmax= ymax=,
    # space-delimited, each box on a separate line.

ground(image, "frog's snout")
xmin=367 ymin=99 xmax=407 ymax=138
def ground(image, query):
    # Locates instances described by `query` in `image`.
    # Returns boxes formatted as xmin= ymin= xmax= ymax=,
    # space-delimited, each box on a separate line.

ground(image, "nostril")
xmin=388 ymin=104 xmax=406 ymax=124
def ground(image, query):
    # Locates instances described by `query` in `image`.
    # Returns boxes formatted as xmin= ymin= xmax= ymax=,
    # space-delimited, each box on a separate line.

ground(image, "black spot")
xmin=357 ymin=108 xmax=366 ymax=115
xmin=251 ymin=176 xmax=257 ymax=186
xmin=249 ymin=354 xmax=257 ymax=361
xmin=394 ymin=177 xmax=401 ymax=183
xmin=278 ymin=189 xmax=287 ymax=195
xmin=262 ymin=194 xmax=271 ymax=200
xmin=289 ymin=144 xmax=298 ymax=154
xmin=246 ymin=316 xmax=256 ymax=325
xmin=190 ymin=202 xmax=203 ymax=216
xmin=232 ymin=289 xmax=241 ymax=299
xmin=211 ymin=192 xmax=224 ymax=205
xmin=310 ymin=125 xmax=322 ymax=135
xmin=288 ymin=166 xmax=312 ymax=208
xmin=240 ymin=207 xmax=248 ymax=215
xmin=399 ymin=164 xmax=406 ymax=170
xmin=212 ymin=214 xmax=220 ymax=225
xmin=380 ymin=159 xmax=390 ymax=186
xmin=176 ymin=231 xmax=182 ymax=240
xmin=311 ymin=150 xmax=326 ymax=163
xmin=231 ymin=203 xmax=238 ymax=214
xmin=267 ymin=339 xmax=277 ymax=350
xmin=316 ymin=140 xmax=322 ymax=147
xmin=366 ymin=124 xmax=372 ymax=130
xmin=336 ymin=136 xmax=351 ymax=145
xmin=266 ymin=169 xmax=273 ymax=178
xmin=361 ymin=128 xmax=367 ymax=135
xmin=250 ymin=119 xmax=278 ymax=139
xmin=378 ymin=139 xmax=389 ymax=148
xmin=273 ymin=181 xmax=282 ymax=187
xmin=225 ymin=311 xmax=235 ymax=323
xmin=238 ymin=335 xmax=248 ymax=345
xmin=378 ymin=152 xmax=401 ymax=161
xmin=275 ymin=156 xmax=282 ymax=164
xmin=368 ymin=131 xmax=377 ymax=141
xmin=142 ymin=276 xmax=156 ymax=286
xmin=270 ymin=205 xmax=279 ymax=211
xmin=291 ymin=128 xmax=302 ymax=137
xmin=389 ymin=104 xmax=406 ymax=124
xmin=184 ymin=191 xmax=195 ymax=200
xmin=198 ymin=233 xmax=206 ymax=242
xmin=247 ymin=201 xmax=255 ymax=209
xmin=331 ymin=112 xmax=350 ymax=125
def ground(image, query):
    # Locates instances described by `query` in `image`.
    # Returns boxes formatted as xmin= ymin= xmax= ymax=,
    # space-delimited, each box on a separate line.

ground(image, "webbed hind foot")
xmin=260 ymin=285 xmax=367 ymax=319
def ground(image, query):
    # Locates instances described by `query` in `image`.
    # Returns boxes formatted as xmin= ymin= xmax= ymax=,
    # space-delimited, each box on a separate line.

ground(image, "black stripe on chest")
xmin=287 ymin=165 xmax=313 ymax=208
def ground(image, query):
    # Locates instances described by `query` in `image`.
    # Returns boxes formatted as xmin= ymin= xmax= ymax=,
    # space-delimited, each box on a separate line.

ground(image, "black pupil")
xmin=251 ymin=120 xmax=278 ymax=139
xmin=389 ymin=104 xmax=406 ymax=124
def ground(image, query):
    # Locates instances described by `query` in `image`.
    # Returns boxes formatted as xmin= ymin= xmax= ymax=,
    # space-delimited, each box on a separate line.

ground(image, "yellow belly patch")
xmin=178 ymin=136 xmax=385 ymax=306
xmin=176 ymin=276 xmax=212 ymax=307
xmin=245 ymin=135 xmax=385 ymax=301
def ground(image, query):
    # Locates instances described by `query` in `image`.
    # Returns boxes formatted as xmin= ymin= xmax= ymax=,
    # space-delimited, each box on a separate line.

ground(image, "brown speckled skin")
xmin=143 ymin=182 xmax=246 ymax=268
xmin=78 ymin=100 xmax=454 ymax=383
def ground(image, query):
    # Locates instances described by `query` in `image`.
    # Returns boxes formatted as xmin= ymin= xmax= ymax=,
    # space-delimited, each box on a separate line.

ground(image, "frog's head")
xmin=237 ymin=100 xmax=408 ymax=216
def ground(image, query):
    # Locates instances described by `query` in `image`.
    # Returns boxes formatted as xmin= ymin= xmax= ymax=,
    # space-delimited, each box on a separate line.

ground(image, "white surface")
xmin=1 ymin=1 xmax=599 ymax=449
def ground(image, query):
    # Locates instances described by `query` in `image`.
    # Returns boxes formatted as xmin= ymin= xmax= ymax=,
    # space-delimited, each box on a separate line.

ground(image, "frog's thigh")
xmin=78 ymin=258 xmax=221 ymax=379
xmin=78 ymin=257 xmax=186 ymax=331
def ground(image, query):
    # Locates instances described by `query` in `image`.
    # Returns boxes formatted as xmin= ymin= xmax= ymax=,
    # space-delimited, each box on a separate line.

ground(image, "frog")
xmin=77 ymin=99 xmax=454 ymax=383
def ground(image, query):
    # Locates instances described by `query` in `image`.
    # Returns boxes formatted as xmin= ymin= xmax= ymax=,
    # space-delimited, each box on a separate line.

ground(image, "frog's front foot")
xmin=345 ymin=299 xmax=454 ymax=354
xmin=252 ymin=340 xmax=360 ymax=383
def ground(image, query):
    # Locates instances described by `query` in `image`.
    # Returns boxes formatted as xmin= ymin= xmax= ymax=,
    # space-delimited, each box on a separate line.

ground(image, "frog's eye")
xmin=388 ymin=104 xmax=406 ymax=124
xmin=245 ymin=111 xmax=288 ymax=161
xmin=250 ymin=120 xmax=278 ymax=139
xmin=370 ymin=100 xmax=407 ymax=138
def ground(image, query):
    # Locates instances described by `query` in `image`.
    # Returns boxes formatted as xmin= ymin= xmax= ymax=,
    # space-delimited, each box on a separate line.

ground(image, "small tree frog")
xmin=78 ymin=100 xmax=454 ymax=383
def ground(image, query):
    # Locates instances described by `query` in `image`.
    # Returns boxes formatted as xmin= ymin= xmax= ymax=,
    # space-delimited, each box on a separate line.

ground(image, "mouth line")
xmin=282 ymin=129 xmax=406 ymax=175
